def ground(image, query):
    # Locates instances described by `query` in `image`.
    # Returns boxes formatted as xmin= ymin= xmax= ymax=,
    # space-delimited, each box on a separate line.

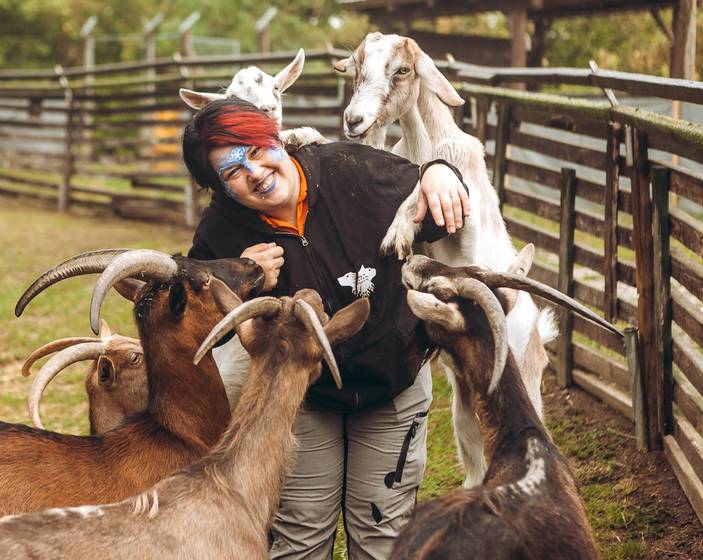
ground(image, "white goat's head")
xmin=179 ymin=49 xmax=305 ymax=126
xmin=334 ymin=33 xmax=463 ymax=141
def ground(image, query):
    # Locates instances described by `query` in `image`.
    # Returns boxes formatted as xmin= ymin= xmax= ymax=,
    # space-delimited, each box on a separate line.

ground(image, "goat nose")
xmin=345 ymin=112 xmax=364 ymax=129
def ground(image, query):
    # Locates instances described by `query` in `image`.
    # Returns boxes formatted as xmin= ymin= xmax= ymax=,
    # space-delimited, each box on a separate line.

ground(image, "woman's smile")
xmin=255 ymin=172 xmax=277 ymax=195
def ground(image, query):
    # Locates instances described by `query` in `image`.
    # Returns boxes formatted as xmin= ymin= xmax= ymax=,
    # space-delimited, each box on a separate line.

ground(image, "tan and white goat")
xmin=0 ymin=289 xmax=370 ymax=560
xmin=335 ymin=33 xmax=558 ymax=486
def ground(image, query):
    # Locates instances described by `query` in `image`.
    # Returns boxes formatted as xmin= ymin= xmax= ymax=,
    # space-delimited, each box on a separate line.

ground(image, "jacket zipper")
xmin=275 ymin=231 xmax=334 ymax=312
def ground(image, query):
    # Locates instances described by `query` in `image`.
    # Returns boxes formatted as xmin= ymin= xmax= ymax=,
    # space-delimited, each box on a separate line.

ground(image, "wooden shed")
xmin=341 ymin=0 xmax=697 ymax=79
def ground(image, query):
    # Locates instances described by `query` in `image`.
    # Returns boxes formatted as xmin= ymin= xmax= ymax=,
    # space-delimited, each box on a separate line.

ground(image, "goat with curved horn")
xmin=21 ymin=320 xmax=148 ymax=434
xmin=90 ymin=250 xmax=178 ymax=334
xmin=403 ymin=255 xmax=623 ymax=338
xmin=15 ymin=249 xmax=132 ymax=317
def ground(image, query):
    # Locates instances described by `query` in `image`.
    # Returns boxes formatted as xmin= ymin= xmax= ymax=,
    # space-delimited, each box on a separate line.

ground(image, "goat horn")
xmin=90 ymin=250 xmax=178 ymax=334
xmin=15 ymin=249 xmax=131 ymax=317
xmin=293 ymin=300 xmax=343 ymax=390
xmin=28 ymin=341 xmax=106 ymax=430
xmin=22 ymin=337 xmax=99 ymax=377
xmin=455 ymin=278 xmax=509 ymax=394
xmin=193 ymin=297 xmax=282 ymax=365
xmin=464 ymin=270 xmax=623 ymax=337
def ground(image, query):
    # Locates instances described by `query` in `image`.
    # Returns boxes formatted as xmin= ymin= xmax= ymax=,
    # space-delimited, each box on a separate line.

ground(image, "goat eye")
xmin=130 ymin=352 xmax=142 ymax=365
xmin=395 ymin=67 xmax=410 ymax=76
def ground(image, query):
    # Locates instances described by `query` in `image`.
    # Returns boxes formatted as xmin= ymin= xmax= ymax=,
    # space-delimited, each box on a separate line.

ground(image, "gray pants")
xmin=270 ymin=363 xmax=432 ymax=560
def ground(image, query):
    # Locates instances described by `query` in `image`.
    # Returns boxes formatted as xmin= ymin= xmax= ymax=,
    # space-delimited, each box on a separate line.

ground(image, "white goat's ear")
xmin=179 ymin=88 xmax=226 ymax=110
xmin=98 ymin=318 xmax=112 ymax=338
xmin=510 ymin=243 xmax=535 ymax=276
xmin=415 ymin=52 xmax=464 ymax=107
xmin=407 ymin=290 xmax=465 ymax=332
xmin=333 ymin=55 xmax=353 ymax=73
xmin=276 ymin=48 xmax=305 ymax=93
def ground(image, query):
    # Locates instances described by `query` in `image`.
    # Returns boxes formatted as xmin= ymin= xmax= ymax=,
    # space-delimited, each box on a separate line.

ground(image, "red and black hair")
xmin=182 ymin=98 xmax=279 ymax=192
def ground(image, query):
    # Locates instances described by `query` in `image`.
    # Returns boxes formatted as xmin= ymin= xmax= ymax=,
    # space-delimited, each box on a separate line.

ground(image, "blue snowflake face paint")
xmin=217 ymin=146 xmax=255 ymax=183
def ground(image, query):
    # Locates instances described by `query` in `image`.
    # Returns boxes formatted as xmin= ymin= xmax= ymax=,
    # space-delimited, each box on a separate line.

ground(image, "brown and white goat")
xmin=0 ymin=289 xmax=370 ymax=560
xmin=390 ymin=255 xmax=615 ymax=559
xmin=335 ymin=34 xmax=558 ymax=486
xmin=21 ymin=319 xmax=147 ymax=435
xmin=1 ymin=249 xmax=263 ymax=516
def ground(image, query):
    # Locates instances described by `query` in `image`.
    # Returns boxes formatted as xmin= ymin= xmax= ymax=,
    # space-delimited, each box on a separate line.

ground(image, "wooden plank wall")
xmin=0 ymin=62 xmax=344 ymax=226
xmin=458 ymin=84 xmax=703 ymax=524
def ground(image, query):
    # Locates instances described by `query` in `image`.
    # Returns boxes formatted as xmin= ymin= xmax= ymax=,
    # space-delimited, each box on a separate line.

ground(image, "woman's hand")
xmin=414 ymin=163 xmax=470 ymax=234
xmin=241 ymin=242 xmax=284 ymax=292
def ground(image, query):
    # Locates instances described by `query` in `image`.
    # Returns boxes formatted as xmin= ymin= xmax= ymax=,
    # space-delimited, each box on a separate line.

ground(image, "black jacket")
xmin=189 ymin=141 xmax=447 ymax=413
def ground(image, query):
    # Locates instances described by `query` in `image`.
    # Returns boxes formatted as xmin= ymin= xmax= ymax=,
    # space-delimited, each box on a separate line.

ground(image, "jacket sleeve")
xmin=188 ymin=230 xmax=215 ymax=260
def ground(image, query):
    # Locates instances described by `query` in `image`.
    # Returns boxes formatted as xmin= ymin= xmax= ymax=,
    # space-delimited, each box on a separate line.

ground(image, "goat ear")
xmin=113 ymin=278 xmax=145 ymax=302
xmin=98 ymin=318 xmax=112 ymax=338
xmin=179 ymin=88 xmax=226 ymax=110
xmin=209 ymin=276 xmax=243 ymax=315
xmin=324 ymin=298 xmax=371 ymax=346
xmin=407 ymin=290 xmax=466 ymax=332
xmin=415 ymin=52 xmax=464 ymax=107
xmin=509 ymin=243 xmax=535 ymax=277
xmin=276 ymin=48 xmax=305 ymax=93
xmin=168 ymin=282 xmax=188 ymax=317
xmin=333 ymin=56 xmax=353 ymax=73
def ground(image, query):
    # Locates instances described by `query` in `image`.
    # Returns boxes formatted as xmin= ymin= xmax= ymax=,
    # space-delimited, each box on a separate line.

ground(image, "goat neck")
xmin=204 ymin=298 xmax=322 ymax=531
xmin=395 ymin=98 xmax=432 ymax=163
xmin=416 ymin=83 xmax=460 ymax=148
xmin=138 ymin=287 xmax=230 ymax=450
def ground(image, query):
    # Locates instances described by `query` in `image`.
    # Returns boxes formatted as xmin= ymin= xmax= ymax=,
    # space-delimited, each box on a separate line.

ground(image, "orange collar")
xmin=258 ymin=156 xmax=308 ymax=236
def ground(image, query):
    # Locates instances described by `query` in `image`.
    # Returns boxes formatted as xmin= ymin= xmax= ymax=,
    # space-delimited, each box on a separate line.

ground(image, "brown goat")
xmin=21 ymin=320 xmax=147 ymax=435
xmin=0 ymin=290 xmax=370 ymax=560
xmin=390 ymin=255 xmax=603 ymax=560
xmin=1 ymin=249 xmax=263 ymax=516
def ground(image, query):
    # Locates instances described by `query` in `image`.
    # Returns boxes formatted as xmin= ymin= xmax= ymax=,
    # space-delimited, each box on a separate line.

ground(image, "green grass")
xmin=0 ymin=196 xmax=671 ymax=558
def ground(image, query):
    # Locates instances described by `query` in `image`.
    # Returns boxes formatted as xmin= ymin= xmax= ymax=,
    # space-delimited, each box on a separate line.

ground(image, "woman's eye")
xmin=250 ymin=147 xmax=262 ymax=158
xmin=225 ymin=166 xmax=242 ymax=180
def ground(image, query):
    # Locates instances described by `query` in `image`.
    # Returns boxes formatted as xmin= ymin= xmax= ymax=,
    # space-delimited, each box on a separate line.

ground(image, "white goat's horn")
xmin=15 ymin=248 xmax=131 ymax=317
xmin=28 ymin=342 xmax=106 ymax=430
xmin=293 ymin=300 xmax=343 ymax=390
xmin=90 ymin=250 xmax=178 ymax=334
xmin=470 ymin=270 xmax=623 ymax=337
xmin=22 ymin=337 xmax=98 ymax=378
xmin=455 ymin=278 xmax=509 ymax=395
xmin=193 ymin=297 xmax=282 ymax=365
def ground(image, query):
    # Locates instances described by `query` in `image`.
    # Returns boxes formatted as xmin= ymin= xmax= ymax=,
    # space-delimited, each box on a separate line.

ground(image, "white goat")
xmin=179 ymin=49 xmax=327 ymax=154
xmin=180 ymin=49 xmax=305 ymax=126
xmin=335 ymin=33 xmax=558 ymax=487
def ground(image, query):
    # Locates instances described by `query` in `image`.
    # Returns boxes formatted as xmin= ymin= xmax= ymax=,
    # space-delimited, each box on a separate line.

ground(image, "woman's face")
xmin=209 ymin=144 xmax=299 ymax=218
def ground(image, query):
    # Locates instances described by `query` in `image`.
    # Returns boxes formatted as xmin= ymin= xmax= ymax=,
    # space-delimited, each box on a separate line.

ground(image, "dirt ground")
xmin=543 ymin=373 xmax=703 ymax=560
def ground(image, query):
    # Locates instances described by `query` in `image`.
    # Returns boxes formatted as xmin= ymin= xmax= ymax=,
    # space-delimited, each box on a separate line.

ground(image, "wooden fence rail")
xmin=1 ymin=52 xmax=703 ymax=525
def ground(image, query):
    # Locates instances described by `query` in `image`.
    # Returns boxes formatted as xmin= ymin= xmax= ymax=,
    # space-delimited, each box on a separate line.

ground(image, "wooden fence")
xmin=1 ymin=51 xmax=702 ymax=525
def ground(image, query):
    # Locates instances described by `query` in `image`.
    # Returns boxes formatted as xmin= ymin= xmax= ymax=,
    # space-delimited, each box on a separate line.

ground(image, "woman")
xmin=183 ymin=98 xmax=469 ymax=560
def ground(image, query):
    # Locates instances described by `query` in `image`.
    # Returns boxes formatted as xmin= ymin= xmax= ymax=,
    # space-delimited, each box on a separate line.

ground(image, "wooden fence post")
xmin=476 ymin=99 xmax=488 ymax=144
xmin=557 ymin=167 xmax=577 ymax=388
xmin=604 ymin=122 xmax=621 ymax=323
xmin=56 ymin=66 xmax=74 ymax=213
xmin=630 ymin=129 xmax=661 ymax=450
xmin=652 ymin=166 xmax=673 ymax=436
xmin=493 ymin=103 xmax=512 ymax=207
xmin=624 ymin=327 xmax=649 ymax=451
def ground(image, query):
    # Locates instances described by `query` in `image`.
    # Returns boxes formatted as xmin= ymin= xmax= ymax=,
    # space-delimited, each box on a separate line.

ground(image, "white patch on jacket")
xmin=337 ymin=265 xmax=376 ymax=297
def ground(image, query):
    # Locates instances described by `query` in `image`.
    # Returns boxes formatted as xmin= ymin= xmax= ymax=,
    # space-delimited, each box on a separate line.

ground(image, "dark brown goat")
xmin=390 ymin=255 xmax=603 ymax=560
xmin=1 ymin=249 xmax=263 ymax=516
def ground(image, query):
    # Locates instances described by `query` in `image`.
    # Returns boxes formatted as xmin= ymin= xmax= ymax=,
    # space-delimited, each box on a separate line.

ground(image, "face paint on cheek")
xmin=268 ymin=146 xmax=284 ymax=161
